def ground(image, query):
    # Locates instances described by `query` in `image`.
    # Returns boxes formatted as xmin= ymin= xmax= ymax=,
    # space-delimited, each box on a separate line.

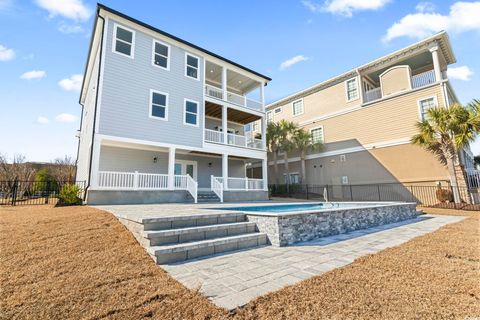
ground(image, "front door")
xmin=174 ymin=160 xmax=198 ymax=181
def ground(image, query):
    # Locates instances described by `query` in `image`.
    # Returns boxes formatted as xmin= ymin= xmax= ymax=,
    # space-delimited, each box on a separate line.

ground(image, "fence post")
xmin=350 ymin=185 xmax=353 ymax=201
xmin=377 ymin=184 xmax=381 ymax=201
xmin=306 ymin=184 xmax=309 ymax=200
xmin=11 ymin=180 xmax=18 ymax=206
xmin=45 ymin=181 xmax=49 ymax=204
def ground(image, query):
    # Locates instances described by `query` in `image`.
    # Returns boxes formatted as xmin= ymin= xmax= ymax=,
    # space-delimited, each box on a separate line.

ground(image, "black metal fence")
xmin=0 ymin=180 xmax=86 ymax=206
xmin=269 ymin=183 xmax=480 ymax=211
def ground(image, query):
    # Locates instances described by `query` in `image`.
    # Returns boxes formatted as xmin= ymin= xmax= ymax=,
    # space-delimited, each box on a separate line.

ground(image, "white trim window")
xmin=310 ymin=126 xmax=324 ymax=144
xmin=149 ymin=90 xmax=168 ymax=120
xmin=152 ymin=39 xmax=170 ymax=70
xmin=274 ymin=107 xmax=282 ymax=113
xmin=342 ymin=176 xmax=349 ymax=185
xmin=292 ymin=99 xmax=304 ymax=116
xmin=266 ymin=111 xmax=273 ymax=123
xmin=185 ymin=53 xmax=200 ymax=80
xmin=113 ymin=24 xmax=135 ymax=58
xmin=284 ymin=172 xmax=300 ymax=184
xmin=252 ymin=121 xmax=259 ymax=132
xmin=345 ymin=77 xmax=359 ymax=101
xmin=418 ymin=96 xmax=437 ymax=121
xmin=184 ymin=99 xmax=199 ymax=126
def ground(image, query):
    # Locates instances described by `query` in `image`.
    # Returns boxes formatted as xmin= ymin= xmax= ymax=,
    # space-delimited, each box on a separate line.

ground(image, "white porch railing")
xmin=211 ymin=175 xmax=223 ymax=202
xmin=411 ymin=69 xmax=436 ymax=89
xmin=466 ymin=169 xmax=480 ymax=188
xmin=204 ymin=129 xmax=264 ymax=150
xmin=364 ymin=87 xmax=382 ymax=103
xmin=97 ymin=171 xmax=198 ymax=201
xmin=205 ymin=84 xmax=223 ymax=99
xmin=213 ymin=176 xmax=265 ymax=191
xmin=226 ymin=91 xmax=245 ymax=106
xmin=205 ymin=128 xmax=224 ymax=144
xmin=246 ymin=98 xmax=262 ymax=111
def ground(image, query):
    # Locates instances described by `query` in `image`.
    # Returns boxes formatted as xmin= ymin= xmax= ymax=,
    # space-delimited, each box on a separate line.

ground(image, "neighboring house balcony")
xmin=204 ymin=60 xmax=265 ymax=113
xmin=361 ymin=43 xmax=449 ymax=104
xmin=203 ymin=100 xmax=266 ymax=151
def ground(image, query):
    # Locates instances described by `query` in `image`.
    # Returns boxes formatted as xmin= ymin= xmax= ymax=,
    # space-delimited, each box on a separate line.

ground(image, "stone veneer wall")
xmin=247 ymin=203 xmax=418 ymax=246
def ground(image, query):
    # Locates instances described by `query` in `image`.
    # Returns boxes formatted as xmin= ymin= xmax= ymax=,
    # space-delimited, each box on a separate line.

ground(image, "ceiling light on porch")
xmin=238 ymin=80 xmax=242 ymax=84
xmin=210 ymin=69 xmax=214 ymax=73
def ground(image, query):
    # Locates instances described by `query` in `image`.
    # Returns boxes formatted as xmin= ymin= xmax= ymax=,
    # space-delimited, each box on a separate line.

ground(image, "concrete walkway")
xmin=162 ymin=214 xmax=464 ymax=310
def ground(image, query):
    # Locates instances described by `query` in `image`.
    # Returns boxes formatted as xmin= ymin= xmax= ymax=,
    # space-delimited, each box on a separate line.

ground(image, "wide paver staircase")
xmin=197 ymin=191 xmax=221 ymax=203
xmin=118 ymin=212 xmax=267 ymax=264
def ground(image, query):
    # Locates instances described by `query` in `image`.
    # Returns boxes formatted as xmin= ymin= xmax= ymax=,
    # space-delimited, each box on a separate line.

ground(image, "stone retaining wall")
xmin=247 ymin=203 xmax=418 ymax=246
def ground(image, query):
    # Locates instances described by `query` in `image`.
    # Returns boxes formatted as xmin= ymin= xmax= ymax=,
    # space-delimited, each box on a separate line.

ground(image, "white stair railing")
xmin=174 ymin=175 xmax=187 ymax=189
xmin=186 ymin=175 xmax=198 ymax=203
xmin=211 ymin=175 xmax=223 ymax=202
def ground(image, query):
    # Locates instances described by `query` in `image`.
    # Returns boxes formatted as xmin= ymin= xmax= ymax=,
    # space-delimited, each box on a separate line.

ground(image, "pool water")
xmin=223 ymin=202 xmax=378 ymax=213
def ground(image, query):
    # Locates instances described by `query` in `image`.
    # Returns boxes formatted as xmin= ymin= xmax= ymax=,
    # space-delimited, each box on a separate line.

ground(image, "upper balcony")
xmin=204 ymin=61 xmax=265 ymax=112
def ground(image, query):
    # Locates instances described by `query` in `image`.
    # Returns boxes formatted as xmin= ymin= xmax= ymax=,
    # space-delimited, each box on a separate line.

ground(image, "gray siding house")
xmin=76 ymin=4 xmax=271 ymax=205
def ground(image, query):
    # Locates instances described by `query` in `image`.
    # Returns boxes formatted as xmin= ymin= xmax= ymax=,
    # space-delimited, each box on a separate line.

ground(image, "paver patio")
xmin=161 ymin=214 xmax=464 ymax=309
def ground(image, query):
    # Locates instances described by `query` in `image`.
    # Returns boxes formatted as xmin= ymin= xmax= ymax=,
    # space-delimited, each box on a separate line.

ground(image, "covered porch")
xmin=88 ymin=139 xmax=268 ymax=205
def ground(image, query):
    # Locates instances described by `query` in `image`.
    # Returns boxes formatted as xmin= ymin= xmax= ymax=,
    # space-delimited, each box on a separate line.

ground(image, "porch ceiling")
xmin=205 ymin=60 xmax=260 ymax=95
xmin=205 ymin=102 xmax=261 ymax=124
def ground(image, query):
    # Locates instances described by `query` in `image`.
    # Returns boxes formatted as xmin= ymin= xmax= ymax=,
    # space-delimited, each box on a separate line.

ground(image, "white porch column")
xmin=222 ymin=153 xmax=229 ymax=190
xmin=90 ymin=138 xmax=101 ymax=187
xmin=222 ymin=67 xmax=227 ymax=99
xmin=260 ymin=82 xmax=266 ymax=149
xmin=222 ymin=105 xmax=228 ymax=145
xmin=259 ymin=82 xmax=265 ymax=108
xmin=429 ymin=43 xmax=442 ymax=82
xmin=262 ymin=158 xmax=268 ymax=191
xmin=167 ymin=147 xmax=176 ymax=190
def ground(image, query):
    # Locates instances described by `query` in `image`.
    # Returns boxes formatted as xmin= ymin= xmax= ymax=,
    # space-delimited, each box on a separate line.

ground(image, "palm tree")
xmin=411 ymin=100 xmax=480 ymax=202
xmin=266 ymin=122 xmax=282 ymax=185
xmin=293 ymin=129 xmax=323 ymax=183
xmin=278 ymin=120 xmax=298 ymax=186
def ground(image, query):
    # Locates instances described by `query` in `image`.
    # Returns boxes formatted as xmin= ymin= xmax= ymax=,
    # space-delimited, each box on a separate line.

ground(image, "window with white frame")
xmin=252 ymin=121 xmax=259 ymax=132
xmin=274 ymin=107 xmax=282 ymax=113
xmin=113 ymin=24 xmax=134 ymax=57
xmin=346 ymin=78 xmax=359 ymax=101
xmin=152 ymin=40 xmax=169 ymax=69
xmin=266 ymin=111 xmax=273 ymax=123
xmin=184 ymin=99 xmax=198 ymax=126
xmin=150 ymin=90 xmax=168 ymax=120
xmin=292 ymin=99 xmax=304 ymax=116
xmin=418 ymin=97 xmax=437 ymax=121
xmin=284 ymin=173 xmax=300 ymax=184
xmin=185 ymin=53 xmax=199 ymax=79
xmin=311 ymin=127 xmax=324 ymax=144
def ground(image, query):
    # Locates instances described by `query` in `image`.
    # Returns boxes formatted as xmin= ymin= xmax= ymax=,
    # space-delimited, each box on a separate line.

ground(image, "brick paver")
xmin=162 ymin=214 xmax=464 ymax=310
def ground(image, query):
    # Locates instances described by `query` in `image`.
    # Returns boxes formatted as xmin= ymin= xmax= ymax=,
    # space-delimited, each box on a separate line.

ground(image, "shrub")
xmin=436 ymin=188 xmax=453 ymax=203
xmin=58 ymin=184 xmax=82 ymax=206
xmin=34 ymin=168 xmax=58 ymax=193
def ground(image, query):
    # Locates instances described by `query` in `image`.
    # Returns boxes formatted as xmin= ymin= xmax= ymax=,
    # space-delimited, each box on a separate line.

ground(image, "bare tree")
xmin=0 ymin=153 xmax=35 ymax=181
xmin=51 ymin=155 xmax=76 ymax=183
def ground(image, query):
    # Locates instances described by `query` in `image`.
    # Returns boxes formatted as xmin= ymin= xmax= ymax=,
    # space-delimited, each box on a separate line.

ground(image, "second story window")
xmin=152 ymin=40 xmax=169 ymax=70
xmin=418 ymin=96 xmax=437 ymax=121
xmin=346 ymin=78 xmax=359 ymax=101
xmin=184 ymin=99 xmax=199 ymax=126
xmin=311 ymin=127 xmax=324 ymax=144
xmin=113 ymin=24 xmax=135 ymax=58
xmin=266 ymin=111 xmax=273 ymax=123
xmin=292 ymin=99 xmax=304 ymax=116
xmin=185 ymin=53 xmax=199 ymax=80
xmin=150 ymin=90 xmax=168 ymax=120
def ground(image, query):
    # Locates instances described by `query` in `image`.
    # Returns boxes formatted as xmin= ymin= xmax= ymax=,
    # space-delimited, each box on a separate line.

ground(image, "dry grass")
xmin=1 ymin=205 xmax=478 ymax=320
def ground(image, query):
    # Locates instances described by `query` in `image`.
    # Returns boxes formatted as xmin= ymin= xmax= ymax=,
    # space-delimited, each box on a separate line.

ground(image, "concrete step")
xmin=143 ymin=221 xmax=257 ymax=245
xmin=148 ymin=233 xmax=268 ymax=264
xmin=142 ymin=212 xmax=246 ymax=231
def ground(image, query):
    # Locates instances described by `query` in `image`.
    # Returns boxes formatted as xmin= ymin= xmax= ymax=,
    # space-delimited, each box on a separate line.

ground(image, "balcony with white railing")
xmin=213 ymin=176 xmax=265 ymax=191
xmin=97 ymin=171 xmax=197 ymax=202
xmin=204 ymin=129 xmax=264 ymax=150
xmin=205 ymin=85 xmax=263 ymax=112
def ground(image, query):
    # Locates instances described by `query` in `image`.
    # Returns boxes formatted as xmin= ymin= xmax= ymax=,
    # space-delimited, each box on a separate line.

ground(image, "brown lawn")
xmin=0 ymin=205 xmax=478 ymax=320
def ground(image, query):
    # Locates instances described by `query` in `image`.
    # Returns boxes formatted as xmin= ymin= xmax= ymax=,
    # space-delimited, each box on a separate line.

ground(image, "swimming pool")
xmin=224 ymin=202 xmax=382 ymax=213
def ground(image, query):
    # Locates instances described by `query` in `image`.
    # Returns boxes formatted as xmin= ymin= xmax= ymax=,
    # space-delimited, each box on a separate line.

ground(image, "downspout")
xmin=73 ymin=104 xmax=84 ymax=182
xmin=85 ymin=11 xmax=106 ymax=199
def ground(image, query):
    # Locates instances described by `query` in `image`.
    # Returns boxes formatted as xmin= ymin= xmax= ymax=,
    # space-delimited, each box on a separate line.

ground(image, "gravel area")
xmin=1 ymin=205 xmax=478 ymax=319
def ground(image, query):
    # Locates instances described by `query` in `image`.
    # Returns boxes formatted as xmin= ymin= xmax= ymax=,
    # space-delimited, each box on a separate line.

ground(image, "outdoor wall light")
xmin=153 ymin=157 xmax=158 ymax=163
xmin=208 ymin=162 xmax=212 ymax=168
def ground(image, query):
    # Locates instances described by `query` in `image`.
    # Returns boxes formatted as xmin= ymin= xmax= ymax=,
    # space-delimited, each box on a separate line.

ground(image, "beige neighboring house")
xmin=261 ymin=31 xmax=474 ymax=188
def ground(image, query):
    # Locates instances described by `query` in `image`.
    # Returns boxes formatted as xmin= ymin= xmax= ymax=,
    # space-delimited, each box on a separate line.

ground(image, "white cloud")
xmin=58 ymin=23 xmax=85 ymax=34
xmin=55 ymin=113 xmax=78 ymax=123
xmin=0 ymin=44 xmax=15 ymax=61
xmin=36 ymin=116 xmax=49 ymax=124
xmin=280 ymin=55 xmax=309 ymax=70
xmin=20 ymin=70 xmax=46 ymax=80
xmin=384 ymin=1 xmax=480 ymax=42
xmin=302 ymin=0 xmax=391 ymax=17
xmin=447 ymin=66 xmax=474 ymax=81
xmin=415 ymin=2 xmax=435 ymax=13
xmin=35 ymin=0 xmax=91 ymax=21
xmin=58 ymin=74 xmax=83 ymax=92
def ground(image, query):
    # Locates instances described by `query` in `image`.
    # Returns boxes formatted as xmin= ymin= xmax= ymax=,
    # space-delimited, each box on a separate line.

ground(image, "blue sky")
xmin=1 ymin=0 xmax=479 ymax=162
